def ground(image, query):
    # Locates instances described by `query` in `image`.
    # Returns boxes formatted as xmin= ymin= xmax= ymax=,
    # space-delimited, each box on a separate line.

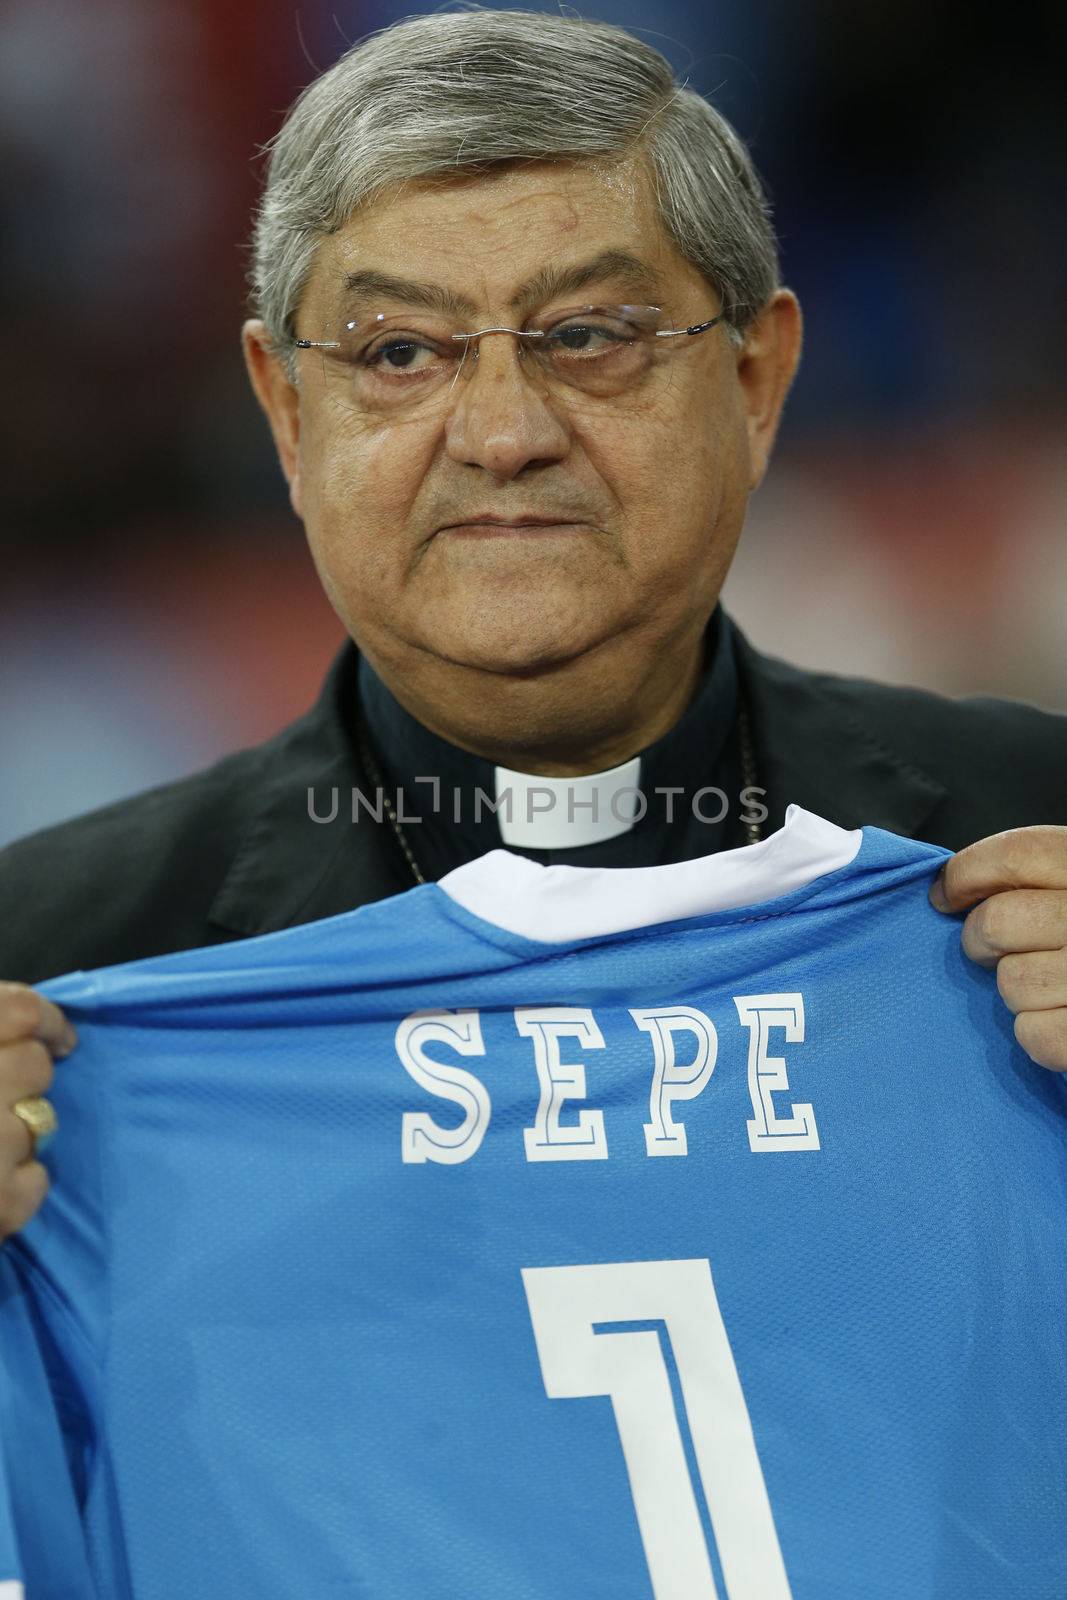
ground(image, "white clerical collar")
xmin=493 ymin=755 xmax=643 ymax=848
xmin=438 ymin=804 xmax=863 ymax=941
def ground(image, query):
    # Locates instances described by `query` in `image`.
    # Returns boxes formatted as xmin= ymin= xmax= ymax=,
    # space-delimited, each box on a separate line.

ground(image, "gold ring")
xmin=11 ymin=1096 xmax=58 ymax=1158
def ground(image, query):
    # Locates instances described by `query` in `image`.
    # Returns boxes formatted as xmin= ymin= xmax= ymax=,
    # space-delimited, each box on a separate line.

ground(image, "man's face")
xmin=248 ymin=156 xmax=798 ymax=694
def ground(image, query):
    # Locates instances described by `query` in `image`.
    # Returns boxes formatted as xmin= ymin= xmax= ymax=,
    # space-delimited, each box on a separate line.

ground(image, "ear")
xmin=241 ymin=320 xmax=303 ymax=520
xmin=735 ymin=289 xmax=803 ymax=491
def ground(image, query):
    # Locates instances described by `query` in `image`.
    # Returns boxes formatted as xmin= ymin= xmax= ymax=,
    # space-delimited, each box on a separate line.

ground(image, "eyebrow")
xmin=339 ymin=249 xmax=667 ymax=321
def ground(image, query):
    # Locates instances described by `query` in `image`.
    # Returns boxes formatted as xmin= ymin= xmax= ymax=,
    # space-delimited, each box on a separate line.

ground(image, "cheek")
xmin=300 ymin=416 xmax=433 ymax=602
xmin=578 ymin=399 xmax=740 ymax=578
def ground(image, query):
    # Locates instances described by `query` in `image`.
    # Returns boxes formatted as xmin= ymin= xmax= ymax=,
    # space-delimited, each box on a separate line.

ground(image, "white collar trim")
xmin=438 ymin=804 xmax=863 ymax=942
xmin=493 ymin=755 xmax=643 ymax=848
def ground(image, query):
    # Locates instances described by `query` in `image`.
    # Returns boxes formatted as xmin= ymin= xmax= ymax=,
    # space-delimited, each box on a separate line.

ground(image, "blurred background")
xmin=1 ymin=0 xmax=1064 ymax=848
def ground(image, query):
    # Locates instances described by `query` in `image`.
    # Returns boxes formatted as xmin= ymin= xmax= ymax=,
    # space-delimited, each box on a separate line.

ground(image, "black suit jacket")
xmin=2 ymin=618 xmax=1064 ymax=986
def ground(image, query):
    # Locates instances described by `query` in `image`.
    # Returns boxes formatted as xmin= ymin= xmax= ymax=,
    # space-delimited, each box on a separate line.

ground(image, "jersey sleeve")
xmin=0 ymin=1250 xmax=98 ymax=1598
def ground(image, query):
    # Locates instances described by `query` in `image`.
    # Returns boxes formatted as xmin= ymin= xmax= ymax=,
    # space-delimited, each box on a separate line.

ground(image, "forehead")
xmin=302 ymin=156 xmax=700 ymax=319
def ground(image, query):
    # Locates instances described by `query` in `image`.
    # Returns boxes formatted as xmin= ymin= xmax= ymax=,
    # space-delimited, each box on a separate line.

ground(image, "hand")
xmin=929 ymin=826 xmax=1067 ymax=1070
xmin=0 ymin=982 xmax=77 ymax=1241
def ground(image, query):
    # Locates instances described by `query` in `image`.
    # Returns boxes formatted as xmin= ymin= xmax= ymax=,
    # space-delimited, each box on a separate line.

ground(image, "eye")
xmin=546 ymin=317 xmax=637 ymax=357
xmin=364 ymin=338 xmax=437 ymax=372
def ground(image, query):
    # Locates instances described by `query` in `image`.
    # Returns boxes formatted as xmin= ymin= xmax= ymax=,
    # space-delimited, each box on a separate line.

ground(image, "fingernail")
xmin=58 ymin=1029 xmax=78 ymax=1058
xmin=928 ymin=869 xmax=950 ymax=912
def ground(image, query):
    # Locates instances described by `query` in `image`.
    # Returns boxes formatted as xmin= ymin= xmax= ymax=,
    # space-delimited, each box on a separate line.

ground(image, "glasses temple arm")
xmin=654 ymin=311 xmax=727 ymax=339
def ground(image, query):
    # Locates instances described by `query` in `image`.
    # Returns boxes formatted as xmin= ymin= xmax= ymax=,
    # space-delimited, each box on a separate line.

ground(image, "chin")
xmin=444 ymin=632 xmax=590 ymax=679
xmin=413 ymin=579 xmax=610 ymax=677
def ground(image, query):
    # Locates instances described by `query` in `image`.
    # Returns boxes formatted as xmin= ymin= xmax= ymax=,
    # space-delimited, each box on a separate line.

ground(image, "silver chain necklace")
xmin=356 ymin=694 xmax=762 ymax=887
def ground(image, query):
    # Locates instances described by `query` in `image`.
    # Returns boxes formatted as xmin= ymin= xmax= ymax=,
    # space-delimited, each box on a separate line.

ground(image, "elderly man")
xmin=1 ymin=12 xmax=1065 ymax=1228
xmin=2 ymin=14 xmax=1067 ymax=1599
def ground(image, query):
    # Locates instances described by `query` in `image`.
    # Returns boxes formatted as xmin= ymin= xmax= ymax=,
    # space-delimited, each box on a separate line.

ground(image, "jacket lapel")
xmin=207 ymin=641 xmax=406 ymax=938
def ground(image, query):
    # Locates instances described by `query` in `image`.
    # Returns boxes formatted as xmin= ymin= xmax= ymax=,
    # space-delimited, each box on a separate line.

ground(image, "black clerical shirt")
xmin=356 ymin=604 xmax=753 ymax=881
xmin=3 ymin=604 xmax=1065 ymax=987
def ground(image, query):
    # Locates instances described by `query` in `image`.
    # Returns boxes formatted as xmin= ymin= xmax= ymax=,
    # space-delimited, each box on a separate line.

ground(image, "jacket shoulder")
xmin=754 ymin=645 xmax=1067 ymax=833
xmin=0 ymin=741 xmax=268 ymax=985
xmin=818 ymin=662 xmax=1064 ymax=782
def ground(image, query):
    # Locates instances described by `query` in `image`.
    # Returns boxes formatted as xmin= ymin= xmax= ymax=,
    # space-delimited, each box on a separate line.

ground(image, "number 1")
xmin=522 ymin=1258 xmax=791 ymax=1600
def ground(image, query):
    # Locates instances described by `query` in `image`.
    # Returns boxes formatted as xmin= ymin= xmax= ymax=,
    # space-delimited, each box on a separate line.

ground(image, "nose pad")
xmin=446 ymin=337 xmax=478 ymax=398
xmin=447 ymin=331 xmax=551 ymax=404
xmin=444 ymin=337 xmax=532 ymax=419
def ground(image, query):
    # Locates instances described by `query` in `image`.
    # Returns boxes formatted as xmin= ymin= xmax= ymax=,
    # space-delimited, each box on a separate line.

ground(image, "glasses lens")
xmin=306 ymin=304 xmax=677 ymax=415
xmin=328 ymin=314 xmax=464 ymax=414
xmin=528 ymin=305 xmax=663 ymax=396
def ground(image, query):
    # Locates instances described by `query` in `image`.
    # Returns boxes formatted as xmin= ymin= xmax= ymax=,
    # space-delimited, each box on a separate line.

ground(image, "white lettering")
xmin=733 ymin=993 xmax=819 ymax=1152
xmin=630 ymin=1005 xmax=718 ymax=1156
xmin=516 ymin=1007 xmax=608 ymax=1162
xmin=397 ymin=1009 xmax=490 ymax=1165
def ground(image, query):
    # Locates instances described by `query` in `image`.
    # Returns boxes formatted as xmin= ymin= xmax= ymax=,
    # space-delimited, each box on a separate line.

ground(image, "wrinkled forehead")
xmin=297 ymin=155 xmax=693 ymax=328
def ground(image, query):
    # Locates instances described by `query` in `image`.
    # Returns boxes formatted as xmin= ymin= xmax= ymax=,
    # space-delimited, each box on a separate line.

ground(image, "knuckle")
xmin=0 ymin=1162 xmax=50 ymax=1240
xmin=1000 ymin=831 xmax=1039 ymax=880
xmin=998 ymin=951 xmax=1067 ymax=1012
xmin=993 ymin=825 xmax=1065 ymax=883
xmin=24 ymin=1160 xmax=50 ymax=1203
xmin=27 ymin=1038 xmax=54 ymax=1091
xmin=1023 ymin=824 xmax=1067 ymax=858
xmin=1014 ymin=1009 xmax=1067 ymax=1071
xmin=0 ymin=983 xmax=41 ymax=1036
xmin=1028 ymin=959 xmax=1064 ymax=1004
xmin=0 ymin=1109 xmax=36 ymax=1165
xmin=996 ymin=954 xmax=1027 ymax=1008
xmin=973 ymin=895 xmax=1011 ymax=953
xmin=0 ymin=1038 xmax=54 ymax=1096
xmin=979 ymin=896 xmax=1017 ymax=953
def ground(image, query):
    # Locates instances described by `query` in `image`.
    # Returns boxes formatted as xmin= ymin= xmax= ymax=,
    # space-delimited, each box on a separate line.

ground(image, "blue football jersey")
xmin=4 ymin=805 xmax=1067 ymax=1599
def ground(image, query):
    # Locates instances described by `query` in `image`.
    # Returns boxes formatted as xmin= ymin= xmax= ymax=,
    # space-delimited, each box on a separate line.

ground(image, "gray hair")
xmin=246 ymin=7 xmax=780 ymax=380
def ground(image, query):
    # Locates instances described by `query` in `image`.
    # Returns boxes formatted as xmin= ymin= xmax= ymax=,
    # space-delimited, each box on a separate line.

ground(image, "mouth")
xmin=439 ymin=518 xmax=585 ymax=537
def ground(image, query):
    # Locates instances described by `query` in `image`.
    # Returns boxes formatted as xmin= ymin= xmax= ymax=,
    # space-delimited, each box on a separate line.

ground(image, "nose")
xmin=442 ymin=330 xmax=571 ymax=481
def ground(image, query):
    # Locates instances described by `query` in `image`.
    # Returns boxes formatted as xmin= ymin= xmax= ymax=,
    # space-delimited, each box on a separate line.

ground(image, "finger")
xmin=959 ymin=889 xmax=1067 ymax=968
xmin=996 ymin=949 xmax=1067 ymax=1014
xmin=930 ymin=826 xmax=1067 ymax=914
xmin=0 ymin=983 xmax=77 ymax=1056
xmin=1014 ymin=1007 xmax=1067 ymax=1072
xmin=0 ymin=1039 xmax=55 ymax=1102
xmin=0 ymin=1160 xmax=50 ymax=1242
xmin=0 ymin=1104 xmax=39 ymax=1165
